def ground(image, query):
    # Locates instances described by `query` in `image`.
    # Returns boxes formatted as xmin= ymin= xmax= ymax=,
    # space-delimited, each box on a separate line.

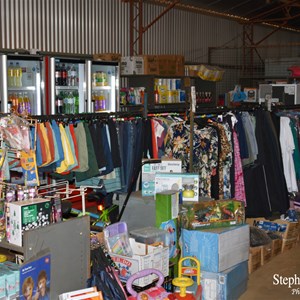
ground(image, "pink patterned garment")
xmin=233 ymin=130 xmax=247 ymax=206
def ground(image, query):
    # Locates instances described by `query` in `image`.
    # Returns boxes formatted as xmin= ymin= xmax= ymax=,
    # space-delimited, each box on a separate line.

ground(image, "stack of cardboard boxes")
xmin=246 ymin=217 xmax=299 ymax=274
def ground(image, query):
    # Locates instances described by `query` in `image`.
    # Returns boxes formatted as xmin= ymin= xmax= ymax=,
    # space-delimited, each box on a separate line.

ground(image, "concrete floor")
xmin=240 ymin=242 xmax=300 ymax=300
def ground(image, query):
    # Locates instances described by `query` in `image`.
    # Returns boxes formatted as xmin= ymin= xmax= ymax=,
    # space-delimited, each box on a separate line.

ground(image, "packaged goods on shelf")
xmin=121 ymin=56 xmax=144 ymax=75
xmin=179 ymin=199 xmax=245 ymax=230
xmin=181 ymin=224 xmax=250 ymax=273
xmin=197 ymin=64 xmax=225 ymax=82
xmin=141 ymin=55 xmax=159 ymax=75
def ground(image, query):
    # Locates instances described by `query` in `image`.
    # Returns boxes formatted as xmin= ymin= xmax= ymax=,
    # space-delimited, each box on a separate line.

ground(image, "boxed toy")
xmin=154 ymin=173 xmax=199 ymax=202
xmin=6 ymin=198 xmax=52 ymax=246
xmin=109 ymin=238 xmax=169 ymax=287
xmin=142 ymin=159 xmax=182 ymax=196
xmin=201 ymin=260 xmax=248 ymax=300
xmin=181 ymin=224 xmax=250 ymax=273
xmin=179 ymin=199 xmax=245 ymax=230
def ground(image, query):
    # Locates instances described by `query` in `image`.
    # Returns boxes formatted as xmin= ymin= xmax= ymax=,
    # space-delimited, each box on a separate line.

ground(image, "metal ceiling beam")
xmin=123 ymin=0 xmax=181 ymax=56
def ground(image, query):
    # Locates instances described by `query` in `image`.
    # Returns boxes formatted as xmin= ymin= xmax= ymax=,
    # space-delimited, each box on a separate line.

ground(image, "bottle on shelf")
xmin=154 ymin=87 xmax=159 ymax=104
xmin=61 ymin=64 xmax=67 ymax=86
xmin=23 ymin=92 xmax=31 ymax=114
xmin=55 ymin=63 xmax=62 ymax=86
xmin=55 ymin=93 xmax=64 ymax=114
xmin=7 ymin=96 xmax=12 ymax=112
xmin=14 ymin=62 xmax=22 ymax=87
xmin=73 ymin=90 xmax=79 ymax=113
xmin=17 ymin=92 xmax=24 ymax=114
xmin=7 ymin=62 xmax=14 ymax=87
xmin=70 ymin=65 xmax=77 ymax=86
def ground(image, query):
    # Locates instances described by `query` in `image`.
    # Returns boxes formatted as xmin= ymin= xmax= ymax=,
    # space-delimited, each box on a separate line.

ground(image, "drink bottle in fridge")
xmin=48 ymin=56 xmax=87 ymax=115
xmin=0 ymin=53 xmax=45 ymax=114
xmin=86 ymin=60 xmax=119 ymax=113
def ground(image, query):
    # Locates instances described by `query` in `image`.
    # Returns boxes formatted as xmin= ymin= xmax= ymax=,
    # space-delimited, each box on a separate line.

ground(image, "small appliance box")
xmin=181 ymin=224 xmax=249 ymax=273
xmin=6 ymin=198 xmax=52 ymax=246
xmin=155 ymin=173 xmax=199 ymax=202
xmin=201 ymin=261 xmax=248 ymax=300
xmin=142 ymin=159 xmax=182 ymax=196
xmin=109 ymin=238 xmax=169 ymax=287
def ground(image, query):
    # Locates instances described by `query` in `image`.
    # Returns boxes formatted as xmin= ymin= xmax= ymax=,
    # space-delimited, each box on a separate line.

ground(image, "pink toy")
xmin=126 ymin=268 xmax=171 ymax=300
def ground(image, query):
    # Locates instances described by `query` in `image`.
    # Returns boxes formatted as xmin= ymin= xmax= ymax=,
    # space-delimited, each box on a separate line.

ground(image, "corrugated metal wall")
xmin=1 ymin=0 xmax=300 ymax=96
xmin=1 ymin=0 xmax=298 ymax=60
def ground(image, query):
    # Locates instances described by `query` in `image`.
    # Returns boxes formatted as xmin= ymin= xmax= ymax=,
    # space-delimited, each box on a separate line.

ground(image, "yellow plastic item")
xmin=178 ymin=256 xmax=201 ymax=285
xmin=172 ymin=277 xmax=194 ymax=297
xmin=0 ymin=254 xmax=7 ymax=263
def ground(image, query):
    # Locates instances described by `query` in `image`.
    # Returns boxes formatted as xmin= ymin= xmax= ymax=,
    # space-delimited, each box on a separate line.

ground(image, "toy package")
xmin=179 ymin=199 xmax=245 ymax=230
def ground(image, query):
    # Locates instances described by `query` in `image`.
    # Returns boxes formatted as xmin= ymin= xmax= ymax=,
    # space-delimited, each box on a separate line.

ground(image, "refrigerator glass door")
xmin=50 ymin=57 xmax=87 ymax=114
xmin=89 ymin=61 xmax=119 ymax=113
xmin=4 ymin=54 xmax=44 ymax=115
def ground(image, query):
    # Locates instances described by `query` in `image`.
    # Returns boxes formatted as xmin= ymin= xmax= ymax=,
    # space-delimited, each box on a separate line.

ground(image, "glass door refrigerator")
xmin=48 ymin=55 xmax=88 ymax=115
xmin=0 ymin=53 xmax=45 ymax=115
xmin=86 ymin=60 xmax=119 ymax=113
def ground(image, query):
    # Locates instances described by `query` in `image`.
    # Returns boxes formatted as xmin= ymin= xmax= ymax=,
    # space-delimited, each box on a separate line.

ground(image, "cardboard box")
xmin=93 ymin=53 xmax=121 ymax=62
xmin=120 ymin=56 xmax=144 ymax=75
xmin=142 ymin=158 xmax=182 ymax=196
xmin=248 ymin=246 xmax=261 ymax=274
xmin=181 ymin=225 xmax=250 ymax=273
xmin=201 ymin=261 xmax=248 ymax=300
xmin=157 ymin=55 xmax=185 ymax=76
xmin=6 ymin=198 xmax=52 ymax=246
xmin=141 ymin=55 xmax=159 ymax=75
xmin=155 ymin=191 xmax=179 ymax=227
xmin=155 ymin=173 xmax=199 ymax=202
xmin=109 ymin=239 xmax=169 ymax=287
xmin=179 ymin=200 xmax=245 ymax=230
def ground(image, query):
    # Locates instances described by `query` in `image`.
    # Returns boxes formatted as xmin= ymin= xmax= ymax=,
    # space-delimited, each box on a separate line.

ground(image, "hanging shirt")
xmin=56 ymin=124 xmax=75 ymax=174
xmin=73 ymin=122 xmax=89 ymax=172
xmin=279 ymin=116 xmax=298 ymax=193
xmin=164 ymin=120 xmax=218 ymax=198
xmin=233 ymin=130 xmax=247 ymax=205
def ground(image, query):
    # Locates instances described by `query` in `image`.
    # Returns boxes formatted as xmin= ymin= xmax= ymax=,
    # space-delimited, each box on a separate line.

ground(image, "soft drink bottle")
xmin=7 ymin=62 xmax=14 ymax=87
xmin=23 ymin=92 xmax=31 ymax=114
xmin=55 ymin=63 xmax=61 ymax=86
xmin=70 ymin=65 xmax=77 ymax=86
xmin=61 ymin=64 xmax=67 ymax=86
xmin=15 ymin=62 xmax=22 ymax=87
xmin=17 ymin=92 xmax=24 ymax=113
xmin=73 ymin=91 xmax=79 ymax=113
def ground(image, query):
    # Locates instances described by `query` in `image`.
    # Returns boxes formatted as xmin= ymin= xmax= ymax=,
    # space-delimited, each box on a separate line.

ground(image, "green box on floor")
xmin=155 ymin=190 xmax=180 ymax=274
xmin=155 ymin=190 xmax=179 ymax=227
